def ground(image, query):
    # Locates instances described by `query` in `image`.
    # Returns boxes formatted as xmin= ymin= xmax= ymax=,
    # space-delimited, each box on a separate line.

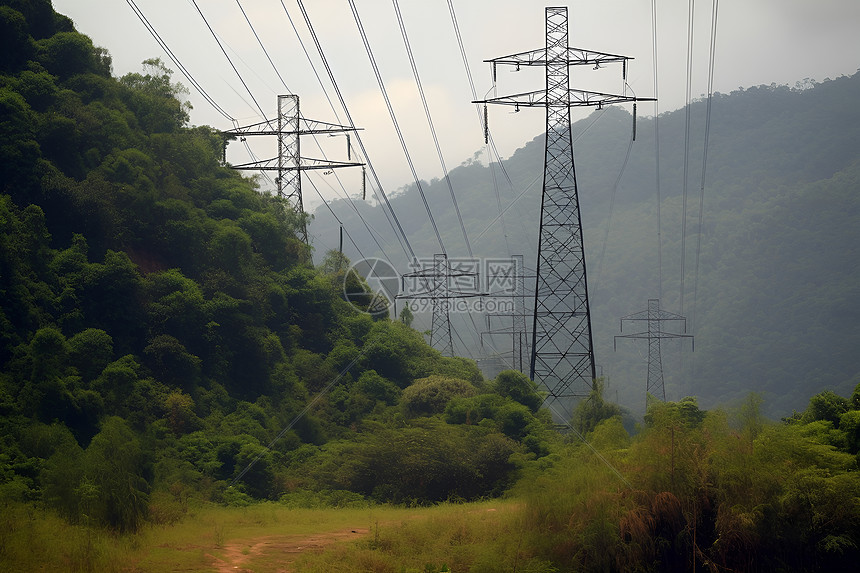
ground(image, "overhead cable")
xmin=651 ymin=0 xmax=663 ymax=302
xmin=393 ymin=0 xmax=473 ymax=258
xmin=347 ymin=0 xmax=447 ymax=255
xmin=592 ymin=122 xmax=636 ymax=305
xmin=295 ymin=0 xmax=415 ymax=263
xmin=305 ymin=178 xmax=369 ymax=262
xmin=691 ymin=0 xmax=720 ymax=334
xmin=236 ymin=0 xmax=292 ymax=95
xmin=190 ymin=0 xmax=270 ymax=123
xmin=679 ymin=0 xmax=696 ymax=313
xmin=447 ymin=0 xmax=516 ymax=257
xmin=124 ymin=0 xmax=234 ymax=122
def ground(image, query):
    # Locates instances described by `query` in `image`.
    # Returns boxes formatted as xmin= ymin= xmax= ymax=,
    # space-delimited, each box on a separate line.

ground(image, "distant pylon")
xmin=481 ymin=255 xmax=530 ymax=373
xmin=223 ymin=94 xmax=364 ymax=245
xmin=398 ymin=254 xmax=483 ymax=356
xmin=430 ymin=254 xmax=454 ymax=356
xmin=614 ymin=299 xmax=694 ymax=403
xmin=475 ymin=7 xmax=653 ymax=414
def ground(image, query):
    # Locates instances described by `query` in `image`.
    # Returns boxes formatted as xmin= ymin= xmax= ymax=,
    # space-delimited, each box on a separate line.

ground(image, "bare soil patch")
xmin=208 ymin=527 xmax=369 ymax=573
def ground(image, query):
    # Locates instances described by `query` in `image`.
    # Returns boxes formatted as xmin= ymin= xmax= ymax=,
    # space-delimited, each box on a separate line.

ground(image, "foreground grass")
xmin=0 ymin=498 xmax=542 ymax=572
xmin=291 ymin=500 xmax=559 ymax=573
xmin=0 ymin=502 xmax=134 ymax=572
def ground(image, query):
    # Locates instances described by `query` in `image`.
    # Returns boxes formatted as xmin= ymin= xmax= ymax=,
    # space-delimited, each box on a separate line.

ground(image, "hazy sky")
xmin=53 ymin=1 xmax=860 ymax=202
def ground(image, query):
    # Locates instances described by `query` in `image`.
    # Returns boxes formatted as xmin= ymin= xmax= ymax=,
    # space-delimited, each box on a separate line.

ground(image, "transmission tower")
xmin=429 ymin=254 xmax=454 ymax=356
xmin=614 ymin=299 xmax=693 ymax=403
xmin=399 ymin=254 xmax=482 ymax=356
xmin=224 ymin=94 xmax=364 ymax=245
xmin=476 ymin=7 xmax=652 ymax=412
xmin=481 ymin=255 xmax=531 ymax=373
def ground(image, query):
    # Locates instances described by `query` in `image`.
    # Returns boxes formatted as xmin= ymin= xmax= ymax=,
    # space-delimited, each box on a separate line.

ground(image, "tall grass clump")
xmin=0 ymin=502 xmax=128 ymax=572
xmin=515 ymin=437 xmax=635 ymax=572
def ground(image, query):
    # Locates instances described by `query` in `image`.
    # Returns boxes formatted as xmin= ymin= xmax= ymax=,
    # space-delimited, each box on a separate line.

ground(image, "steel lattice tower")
xmin=277 ymin=95 xmax=302 ymax=228
xmin=482 ymin=255 xmax=530 ymax=373
xmin=430 ymin=254 xmax=455 ymax=356
xmin=476 ymin=7 xmax=652 ymax=412
xmin=615 ymin=299 xmax=693 ymax=403
xmin=224 ymin=95 xmax=364 ymax=245
xmin=399 ymin=254 xmax=482 ymax=356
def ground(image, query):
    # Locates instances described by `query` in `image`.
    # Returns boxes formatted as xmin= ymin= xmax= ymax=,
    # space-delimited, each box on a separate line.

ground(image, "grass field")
xmin=0 ymin=498 xmax=547 ymax=572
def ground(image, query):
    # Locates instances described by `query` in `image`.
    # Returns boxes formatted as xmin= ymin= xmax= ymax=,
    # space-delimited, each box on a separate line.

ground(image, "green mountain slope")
xmin=311 ymin=72 xmax=860 ymax=416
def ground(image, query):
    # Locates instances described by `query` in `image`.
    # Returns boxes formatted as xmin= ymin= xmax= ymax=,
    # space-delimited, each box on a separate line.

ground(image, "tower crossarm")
xmin=229 ymin=157 xmax=365 ymax=171
xmin=475 ymin=89 xmax=654 ymax=109
xmin=614 ymin=331 xmax=694 ymax=351
xmin=396 ymin=291 xmax=486 ymax=300
xmin=223 ymin=118 xmax=362 ymax=137
xmin=485 ymin=46 xmax=630 ymax=68
xmin=619 ymin=308 xmax=688 ymax=332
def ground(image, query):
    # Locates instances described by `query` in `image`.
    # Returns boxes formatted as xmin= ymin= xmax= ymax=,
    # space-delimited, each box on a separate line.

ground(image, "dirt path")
xmin=207 ymin=527 xmax=369 ymax=573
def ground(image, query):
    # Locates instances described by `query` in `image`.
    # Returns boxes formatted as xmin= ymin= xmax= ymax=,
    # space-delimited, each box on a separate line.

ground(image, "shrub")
xmin=401 ymin=376 xmax=476 ymax=418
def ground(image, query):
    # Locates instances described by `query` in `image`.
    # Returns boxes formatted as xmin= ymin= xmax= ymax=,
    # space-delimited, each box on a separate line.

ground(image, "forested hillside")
xmin=311 ymin=71 xmax=860 ymax=416
xmin=0 ymin=0 xmax=554 ymax=526
xmin=2 ymin=2 xmax=860 ymax=572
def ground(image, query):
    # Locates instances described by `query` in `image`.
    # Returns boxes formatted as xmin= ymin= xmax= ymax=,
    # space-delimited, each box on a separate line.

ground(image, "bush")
xmin=318 ymin=420 xmax=519 ymax=503
xmin=495 ymin=370 xmax=543 ymax=413
xmin=401 ymin=376 xmax=477 ymax=418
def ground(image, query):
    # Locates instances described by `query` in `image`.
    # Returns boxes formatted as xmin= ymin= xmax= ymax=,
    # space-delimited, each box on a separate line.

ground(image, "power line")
xmin=305 ymin=177 xmax=368 ymax=262
xmin=651 ymin=0 xmax=663 ymax=302
xmin=280 ymin=1 xmax=349 ymax=132
xmin=445 ymin=0 xmax=522 ymax=365
xmin=680 ymin=0 xmax=696 ymax=313
xmin=190 ymin=0 xmax=269 ymax=123
xmin=290 ymin=1 xmax=411 ymax=268
xmin=312 ymin=169 xmax=399 ymax=267
xmin=349 ymin=0 xmax=489 ymax=363
xmin=447 ymin=0 xmax=522 ymax=259
xmin=295 ymin=0 xmax=415 ymax=264
xmin=125 ymin=1 xmax=551 ymax=365
xmin=236 ymin=0 xmax=292 ymax=95
xmin=448 ymin=0 xmax=566 ymax=323
xmin=472 ymin=110 xmax=606 ymax=246
xmin=393 ymin=0 xmax=473 ymax=258
xmin=691 ymin=0 xmax=719 ymax=335
xmin=274 ymin=2 xmax=404 ymax=272
xmin=124 ymin=0 xmax=233 ymax=122
xmin=347 ymin=0 xmax=446 ymax=256
xmin=296 ymin=1 xmax=478 ymax=355
xmin=126 ymin=0 xmax=274 ymax=187
xmin=391 ymin=0 xmax=493 ymax=357
xmin=592 ymin=122 xmax=636 ymax=305
xmin=235 ymin=1 xmax=397 ymax=269
xmin=473 ymin=172 xmax=541 ymax=243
